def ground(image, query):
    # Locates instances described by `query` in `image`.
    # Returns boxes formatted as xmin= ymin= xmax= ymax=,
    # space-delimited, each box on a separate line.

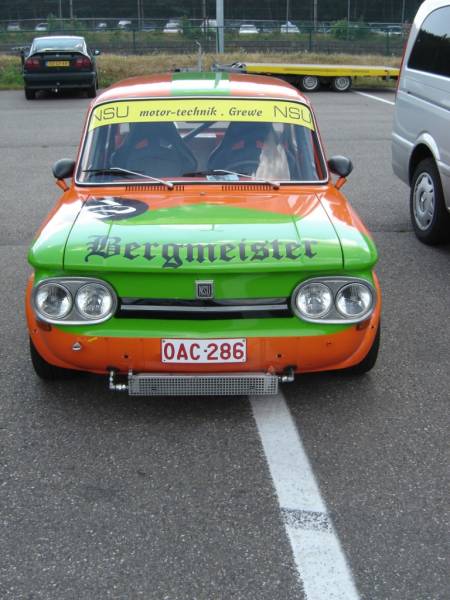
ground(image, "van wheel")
xmin=331 ymin=76 xmax=352 ymax=92
xmin=29 ymin=338 xmax=72 ymax=380
xmin=411 ymin=158 xmax=450 ymax=244
xmin=341 ymin=324 xmax=380 ymax=375
xmin=24 ymin=87 xmax=35 ymax=100
xmin=299 ymin=75 xmax=320 ymax=92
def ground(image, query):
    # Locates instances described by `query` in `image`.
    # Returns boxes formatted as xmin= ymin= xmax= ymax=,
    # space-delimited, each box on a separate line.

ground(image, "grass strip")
xmin=0 ymin=51 xmax=400 ymax=90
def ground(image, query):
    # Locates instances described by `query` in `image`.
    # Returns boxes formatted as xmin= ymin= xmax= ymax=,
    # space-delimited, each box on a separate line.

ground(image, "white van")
xmin=392 ymin=0 xmax=450 ymax=244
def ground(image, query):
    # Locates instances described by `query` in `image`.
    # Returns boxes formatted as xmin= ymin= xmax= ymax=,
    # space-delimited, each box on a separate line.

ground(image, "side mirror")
xmin=328 ymin=155 xmax=353 ymax=190
xmin=52 ymin=158 xmax=75 ymax=191
xmin=328 ymin=155 xmax=353 ymax=177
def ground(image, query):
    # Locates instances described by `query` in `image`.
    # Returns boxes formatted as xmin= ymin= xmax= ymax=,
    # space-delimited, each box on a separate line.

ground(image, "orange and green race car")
xmin=26 ymin=71 xmax=381 ymax=396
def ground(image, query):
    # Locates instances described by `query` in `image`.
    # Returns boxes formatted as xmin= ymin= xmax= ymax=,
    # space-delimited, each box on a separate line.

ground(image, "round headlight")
xmin=295 ymin=282 xmax=333 ymax=319
xmin=75 ymin=283 xmax=114 ymax=320
xmin=336 ymin=283 xmax=372 ymax=318
xmin=35 ymin=283 xmax=72 ymax=319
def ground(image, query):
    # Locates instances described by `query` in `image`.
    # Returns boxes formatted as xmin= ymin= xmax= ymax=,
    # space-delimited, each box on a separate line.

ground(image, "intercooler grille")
xmin=128 ymin=372 xmax=279 ymax=396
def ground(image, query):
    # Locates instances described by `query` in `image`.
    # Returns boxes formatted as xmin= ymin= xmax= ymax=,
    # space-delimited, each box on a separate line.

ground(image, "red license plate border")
xmin=161 ymin=338 xmax=247 ymax=364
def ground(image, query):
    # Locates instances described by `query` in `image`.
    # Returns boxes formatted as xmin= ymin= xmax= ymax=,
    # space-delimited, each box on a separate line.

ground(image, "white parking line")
xmin=354 ymin=91 xmax=395 ymax=106
xmin=250 ymin=392 xmax=360 ymax=600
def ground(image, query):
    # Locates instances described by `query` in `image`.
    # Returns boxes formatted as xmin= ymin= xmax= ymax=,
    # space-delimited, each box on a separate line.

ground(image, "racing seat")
xmin=111 ymin=122 xmax=197 ymax=177
xmin=207 ymin=122 xmax=272 ymax=175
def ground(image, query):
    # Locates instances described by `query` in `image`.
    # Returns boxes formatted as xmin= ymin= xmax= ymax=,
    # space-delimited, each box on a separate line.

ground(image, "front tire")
xmin=410 ymin=158 xmax=450 ymax=245
xmin=341 ymin=324 xmax=380 ymax=375
xmin=29 ymin=338 xmax=72 ymax=380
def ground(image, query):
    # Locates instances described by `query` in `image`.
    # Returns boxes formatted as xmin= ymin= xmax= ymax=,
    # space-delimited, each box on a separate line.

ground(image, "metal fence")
xmin=0 ymin=20 xmax=407 ymax=57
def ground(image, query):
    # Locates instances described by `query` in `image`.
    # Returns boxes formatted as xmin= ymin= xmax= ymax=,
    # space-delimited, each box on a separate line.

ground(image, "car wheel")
xmin=341 ymin=324 xmax=380 ymax=375
xmin=29 ymin=337 xmax=73 ymax=380
xmin=24 ymin=87 xmax=35 ymax=100
xmin=299 ymin=75 xmax=320 ymax=92
xmin=330 ymin=76 xmax=352 ymax=92
xmin=410 ymin=158 xmax=450 ymax=244
xmin=87 ymin=80 xmax=97 ymax=98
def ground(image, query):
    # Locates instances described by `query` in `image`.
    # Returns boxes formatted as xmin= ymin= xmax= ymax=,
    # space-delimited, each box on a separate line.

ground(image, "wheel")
xmin=24 ymin=87 xmax=35 ymax=100
xmin=331 ymin=76 xmax=352 ymax=92
xmin=29 ymin=337 xmax=72 ymax=380
xmin=410 ymin=158 xmax=450 ymax=244
xmin=341 ymin=324 xmax=380 ymax=375
xmin=87 ymin=80 xmax=97 ymax=98
xmin=298 ymin=75 xmax=320 ymax=92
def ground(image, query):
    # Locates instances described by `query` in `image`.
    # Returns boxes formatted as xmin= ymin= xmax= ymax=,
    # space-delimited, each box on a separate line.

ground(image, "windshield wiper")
xmin=182 ymin=169 xmax=280 ymax=189
xmin=82 ymin=167 xmax=174 ymax=189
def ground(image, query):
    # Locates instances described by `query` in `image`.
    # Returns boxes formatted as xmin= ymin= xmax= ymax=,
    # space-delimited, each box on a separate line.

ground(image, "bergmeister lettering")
xmin=85 ymin=236 xmax=319 ymax=267
xmin=85 ymin=235 xmax=122 ymax=262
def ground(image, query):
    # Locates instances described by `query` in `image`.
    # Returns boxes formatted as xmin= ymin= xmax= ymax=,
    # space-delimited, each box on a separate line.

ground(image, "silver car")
xmin=392 ymin=0 xmax=450 ymax=244
xmin=239 ymin=24 xmax=259 ymax=35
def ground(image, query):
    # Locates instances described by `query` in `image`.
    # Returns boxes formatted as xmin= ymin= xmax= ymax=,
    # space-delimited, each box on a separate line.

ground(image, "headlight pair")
xmin=33 ymin=278 xmax=117 ymax=324
xmin=292 ymin=278 xmax=375 ymax=323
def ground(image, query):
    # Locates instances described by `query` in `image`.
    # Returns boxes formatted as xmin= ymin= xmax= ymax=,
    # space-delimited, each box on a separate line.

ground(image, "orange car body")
xmin=26 ymin=72 xmax=381 ymax=394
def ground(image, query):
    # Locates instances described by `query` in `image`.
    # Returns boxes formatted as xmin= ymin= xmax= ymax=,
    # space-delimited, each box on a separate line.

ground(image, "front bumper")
xmin=26 ymin=274 xmax=381 ymax=379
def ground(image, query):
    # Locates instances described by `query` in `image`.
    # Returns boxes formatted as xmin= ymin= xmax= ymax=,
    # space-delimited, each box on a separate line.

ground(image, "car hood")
xmin=29 ymin=189 xmax=377 ymax=272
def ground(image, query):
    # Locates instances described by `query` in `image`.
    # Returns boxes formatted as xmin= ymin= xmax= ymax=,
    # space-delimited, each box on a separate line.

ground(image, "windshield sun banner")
xmin=88 ymin=99 xmax=315 ymax=131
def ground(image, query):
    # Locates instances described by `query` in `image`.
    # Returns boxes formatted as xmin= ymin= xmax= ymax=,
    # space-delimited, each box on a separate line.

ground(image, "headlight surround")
xmin=75 ymin=283 xmax=114 ymax=320
xmin=32 ymin=278 xmax=117 ymax=324
xmin=292 ymin=277 xmax=375 ymax=323
xmin=35 ymin=282 xmax=72 ymax=320
xmin=295 ymin=282 xmax=333 ymax=319
xmin=336 ymin=282 xmax=373 ymax=319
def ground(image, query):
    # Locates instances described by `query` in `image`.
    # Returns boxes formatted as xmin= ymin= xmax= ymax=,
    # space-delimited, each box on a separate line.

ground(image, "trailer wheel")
xmin=299 ymin=75 xmax=320 ymax=92
xmin=331 ymin=76 xmax=352 ymax=92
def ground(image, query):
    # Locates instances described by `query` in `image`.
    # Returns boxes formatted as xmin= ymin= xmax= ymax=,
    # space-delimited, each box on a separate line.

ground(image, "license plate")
xmin=161 ymin=338 xmax=246 ymax=364
xmin=46 ymin=60 xmax=70 ymax=67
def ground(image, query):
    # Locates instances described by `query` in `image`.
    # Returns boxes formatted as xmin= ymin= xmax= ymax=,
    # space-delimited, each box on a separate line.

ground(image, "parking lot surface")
xmin=0 ymin=88 xmax=448 ymax=600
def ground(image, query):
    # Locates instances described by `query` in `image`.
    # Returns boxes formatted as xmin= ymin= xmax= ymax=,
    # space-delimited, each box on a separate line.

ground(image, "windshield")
xmin=77 ymin=98 xmax=326 ymax=184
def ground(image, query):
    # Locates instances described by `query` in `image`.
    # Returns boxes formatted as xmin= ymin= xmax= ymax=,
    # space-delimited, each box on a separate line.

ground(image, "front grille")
xmin=117 ymin=297 xmax=292 ymax=320
xmin=128 ymin=372 xmax=279 ymax=396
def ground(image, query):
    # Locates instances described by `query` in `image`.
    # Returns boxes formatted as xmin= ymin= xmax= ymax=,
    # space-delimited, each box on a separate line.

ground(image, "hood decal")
xmin=83 ymin=197 xmax=148 ymax=221
xmin=84 ymin=235 xmax=318 ymax=269
xmin=60 ymin=192 xmax=343 ymax=272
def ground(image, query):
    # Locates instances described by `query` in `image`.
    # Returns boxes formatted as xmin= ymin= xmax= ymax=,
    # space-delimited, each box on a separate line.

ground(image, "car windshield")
xmin=77 ymin=97 xmax=326 ymax=184
xmin=32 ymin=37 xmax=85 ymax=52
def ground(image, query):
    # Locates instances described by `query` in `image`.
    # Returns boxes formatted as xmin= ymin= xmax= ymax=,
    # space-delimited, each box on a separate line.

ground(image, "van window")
xmin=408 ymin=6 xmax=450 ymax=77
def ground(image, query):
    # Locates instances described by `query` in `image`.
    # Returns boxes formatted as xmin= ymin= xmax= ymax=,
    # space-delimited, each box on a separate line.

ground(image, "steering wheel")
xmin=222 ymin=160 xmax=261 ymax=177
xmin=225 ymin=152 xmax=298 ymax=180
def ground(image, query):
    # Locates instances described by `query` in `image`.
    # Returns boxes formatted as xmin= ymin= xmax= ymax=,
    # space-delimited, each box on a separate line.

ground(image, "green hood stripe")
xmin=171 ymin=71 xmax=231 ymax=96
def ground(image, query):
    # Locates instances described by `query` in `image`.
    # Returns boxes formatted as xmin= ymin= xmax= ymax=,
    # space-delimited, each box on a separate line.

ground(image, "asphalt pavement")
xmin=0 ymin=87 xmax=448 ymax=600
